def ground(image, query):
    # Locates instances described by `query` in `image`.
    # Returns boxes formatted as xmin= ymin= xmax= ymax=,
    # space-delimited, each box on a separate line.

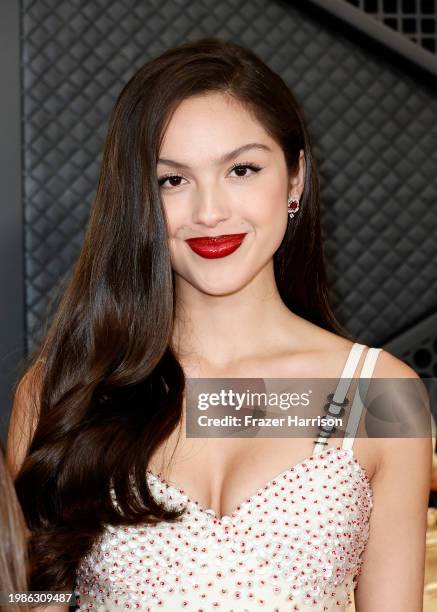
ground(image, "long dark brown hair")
xmin=13 ymin=37 xmax=356 ymax=591
xmin=0 ymin=444 xmax=29 ymax=612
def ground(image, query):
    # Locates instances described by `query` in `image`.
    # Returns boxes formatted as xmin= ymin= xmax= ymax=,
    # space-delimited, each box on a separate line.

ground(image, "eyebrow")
xmin=157 ymin=142 xmax=272 ymax=169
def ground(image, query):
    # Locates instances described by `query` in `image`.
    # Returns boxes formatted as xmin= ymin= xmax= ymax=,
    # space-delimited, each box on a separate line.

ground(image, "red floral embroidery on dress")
xmin=74 ymin=447 xmax=372 ymax=611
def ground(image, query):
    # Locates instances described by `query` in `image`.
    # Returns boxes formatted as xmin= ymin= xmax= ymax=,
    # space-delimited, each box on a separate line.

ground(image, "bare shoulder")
xmin=6 ymin=359 xmax=45 ymax=478
xmin=277 ymin=321 xmax=358 ymax=376
xmin=372 ymin=346 xmax=420 ymax=379
xmin=370 ymin=347 xmax=433 ymax=476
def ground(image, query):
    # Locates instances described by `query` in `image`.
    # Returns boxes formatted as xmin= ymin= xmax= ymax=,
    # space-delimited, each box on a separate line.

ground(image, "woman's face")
xmin=157 ymin=92 xmax=305 ymax=296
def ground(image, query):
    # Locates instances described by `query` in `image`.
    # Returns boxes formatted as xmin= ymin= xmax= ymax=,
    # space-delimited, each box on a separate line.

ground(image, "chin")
xmin=187 ymin=272 xmax=251 ymax=296
xmin=196 ymin=280 xmax=247 ymax=296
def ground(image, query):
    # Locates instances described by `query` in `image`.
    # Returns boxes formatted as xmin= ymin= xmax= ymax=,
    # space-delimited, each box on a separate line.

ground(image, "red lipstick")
xmin=185 ymin=233 xmax=247 ymax=259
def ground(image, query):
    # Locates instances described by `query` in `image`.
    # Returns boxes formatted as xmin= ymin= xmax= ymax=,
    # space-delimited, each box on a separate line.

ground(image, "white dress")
xmin=74 ymin=342 xmax=382 ymax=611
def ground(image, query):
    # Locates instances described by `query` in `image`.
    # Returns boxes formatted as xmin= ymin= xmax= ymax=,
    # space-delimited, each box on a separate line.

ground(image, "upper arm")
xmin=354 ymin=350 xmax=433 ymax=611
xmin=6 ymin=360 xmax=44 ymax=479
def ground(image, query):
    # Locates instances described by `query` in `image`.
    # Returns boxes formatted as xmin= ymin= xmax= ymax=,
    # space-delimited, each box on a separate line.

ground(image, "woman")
xmin=7 ymin=37 xmax=432 ymax=611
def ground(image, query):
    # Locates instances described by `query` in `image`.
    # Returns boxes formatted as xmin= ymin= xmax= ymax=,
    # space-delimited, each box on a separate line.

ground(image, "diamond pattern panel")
xmin=21 ymin=0 xmax=437 ymax=353
xmin=346 ymin=0 xmax=437 ymax=54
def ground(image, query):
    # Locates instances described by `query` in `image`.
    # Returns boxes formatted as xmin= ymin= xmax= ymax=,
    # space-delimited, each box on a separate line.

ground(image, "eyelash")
xmin=157 ymin=162 xmax=262 ymax=189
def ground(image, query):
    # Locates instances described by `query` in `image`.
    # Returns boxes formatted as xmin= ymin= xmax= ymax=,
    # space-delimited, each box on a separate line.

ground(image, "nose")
xmin=191 ymin=187 xmax=232 ymax=228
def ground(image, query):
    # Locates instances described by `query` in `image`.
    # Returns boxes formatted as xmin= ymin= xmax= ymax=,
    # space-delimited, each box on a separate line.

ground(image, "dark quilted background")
xmin=21 ymin=0 xmax=437 ymax=362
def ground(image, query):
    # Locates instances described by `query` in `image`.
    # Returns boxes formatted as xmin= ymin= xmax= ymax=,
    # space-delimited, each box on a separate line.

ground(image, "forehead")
xmin=159 ymin=92 xmax=277 ymax=161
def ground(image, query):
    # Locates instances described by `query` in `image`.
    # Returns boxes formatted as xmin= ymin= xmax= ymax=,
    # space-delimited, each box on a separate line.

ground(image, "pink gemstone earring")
xmin=287 ymin=195 xmax=300 ymax=219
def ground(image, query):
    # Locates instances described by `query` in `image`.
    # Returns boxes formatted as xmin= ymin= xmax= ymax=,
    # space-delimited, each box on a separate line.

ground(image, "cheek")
xmin=167 ymin=238 xmax=184 ymax=276
xmin=247 ymin=181 xmax=289 ymax=255
xmin=241 ymin=180 xmax=288 ymax=227
xmin=162 ymin=202 xmax=187 ymax=249
xmin=161 ymin=203 xmax=179 ymax=267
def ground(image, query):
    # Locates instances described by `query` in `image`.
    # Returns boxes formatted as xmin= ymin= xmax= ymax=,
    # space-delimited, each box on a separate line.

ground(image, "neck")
xmin=171 ymin=260 xmax=302 ymax=372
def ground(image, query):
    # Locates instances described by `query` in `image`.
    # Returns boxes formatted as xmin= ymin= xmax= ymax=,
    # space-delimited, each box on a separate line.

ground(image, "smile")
xmin=185 ymin=233 xmax=247 ymax=259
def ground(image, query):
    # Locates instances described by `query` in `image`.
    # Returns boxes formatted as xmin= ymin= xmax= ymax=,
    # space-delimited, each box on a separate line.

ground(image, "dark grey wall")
xmin=0 ymin=0 xmax=24 ymax=444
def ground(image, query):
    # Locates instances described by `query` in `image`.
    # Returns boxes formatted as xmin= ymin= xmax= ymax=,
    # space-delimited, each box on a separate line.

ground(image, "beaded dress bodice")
xmin=74 ymin=343 xmax=382 ymax=611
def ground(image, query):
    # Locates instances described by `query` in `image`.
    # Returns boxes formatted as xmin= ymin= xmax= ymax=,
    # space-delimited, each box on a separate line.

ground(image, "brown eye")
xmin=158 ymin=174 xmax=186 ymax=189
xmin=229 ymin=163 xmax=262 ymax=178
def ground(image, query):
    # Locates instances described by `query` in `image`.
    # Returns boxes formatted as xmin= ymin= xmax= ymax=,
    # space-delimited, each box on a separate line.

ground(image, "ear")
xmin=288 ymin=149 xmax=305 ymax=199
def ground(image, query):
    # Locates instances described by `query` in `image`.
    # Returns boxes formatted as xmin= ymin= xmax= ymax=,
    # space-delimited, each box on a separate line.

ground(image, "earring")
xmin=287 ymin=194 xmax=300 ymax=219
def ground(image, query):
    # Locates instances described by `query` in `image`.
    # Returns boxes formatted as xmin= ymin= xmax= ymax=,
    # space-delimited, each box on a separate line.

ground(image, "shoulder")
xmin=371 ymin=346 xmax=419 ymax=379
xmin=368 ymin=346 xmax=432 ymax=480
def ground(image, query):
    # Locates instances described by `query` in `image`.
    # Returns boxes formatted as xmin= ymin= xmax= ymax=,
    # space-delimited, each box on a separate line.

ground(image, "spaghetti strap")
xmin=341 ymin=346 xmax=383 ymax=451
xmin=313 ymin=342 xmax=367 ymax=455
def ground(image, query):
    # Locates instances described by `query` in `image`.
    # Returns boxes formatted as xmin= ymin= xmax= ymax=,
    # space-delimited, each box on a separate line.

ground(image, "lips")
xmin=185 ymin=233 xmax=247 ymax=259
